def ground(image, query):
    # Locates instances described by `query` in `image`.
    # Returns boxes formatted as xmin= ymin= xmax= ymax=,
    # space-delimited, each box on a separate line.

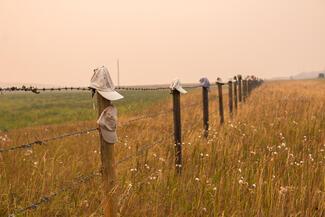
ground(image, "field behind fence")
xmin=1 ymin=79 xmax=325 ymax=217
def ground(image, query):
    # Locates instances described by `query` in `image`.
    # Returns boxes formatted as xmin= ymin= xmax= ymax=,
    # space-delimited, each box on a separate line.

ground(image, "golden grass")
xmin=0 ymin=80 xmax=325 ymax=216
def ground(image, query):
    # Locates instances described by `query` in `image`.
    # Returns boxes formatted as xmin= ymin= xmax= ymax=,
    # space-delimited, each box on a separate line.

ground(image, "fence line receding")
xmin=1 ymin=75 xmax=263 ymax=217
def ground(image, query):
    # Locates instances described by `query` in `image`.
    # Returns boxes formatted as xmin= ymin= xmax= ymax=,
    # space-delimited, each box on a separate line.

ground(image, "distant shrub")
xmin=319 ymin=73 xmax=325 ymax=79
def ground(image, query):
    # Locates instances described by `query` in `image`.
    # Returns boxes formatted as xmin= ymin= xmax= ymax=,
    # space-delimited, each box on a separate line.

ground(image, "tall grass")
xmin=0 ymin=80 xmax=324 ymax=216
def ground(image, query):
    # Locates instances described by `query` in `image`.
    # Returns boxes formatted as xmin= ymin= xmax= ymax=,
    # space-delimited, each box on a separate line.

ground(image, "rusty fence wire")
xmin=0 ymin=84 xmax=205 ymax=94
xmin=0 ymin=101 xmax=200 ymax=154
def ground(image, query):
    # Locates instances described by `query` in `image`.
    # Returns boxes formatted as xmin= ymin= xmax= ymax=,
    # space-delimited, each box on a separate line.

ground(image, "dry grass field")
xmin=0 ymin=80 xmax=325 ymax=217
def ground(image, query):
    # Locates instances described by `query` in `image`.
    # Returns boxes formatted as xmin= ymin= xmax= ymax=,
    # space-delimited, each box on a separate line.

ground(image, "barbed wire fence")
xmin=0 ymin=76 xmax=263 ymax=217
xmin=0 ymin=107 xmax=177 ymax=153
xmin=0 ymin=84 xmax=206 ymax=94
xmin=0 ymin=127 xmax=99 ymax=153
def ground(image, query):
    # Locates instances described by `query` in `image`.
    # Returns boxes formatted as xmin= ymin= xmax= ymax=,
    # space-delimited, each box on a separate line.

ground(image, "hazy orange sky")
xmin=1 ymin=0 xmax=325 ymax=86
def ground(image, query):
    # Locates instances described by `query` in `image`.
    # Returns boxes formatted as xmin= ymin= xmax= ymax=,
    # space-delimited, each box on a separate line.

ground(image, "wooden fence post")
xmin=238 ymin=76 xmax=242 ymax=102
xmin=202 ymin=86 xmax=209 ymax=138
xmin=97 ymin=93 xmax=117 ymax=217
xmin=234 ymin=79 xmax=238 ymax=110
xmin=172 ymin=89 xmax=182 ymax=174
xmin=253 ymin=79 xmax=257 ymax=90
xmin=247 ymin=79 xmax=252 ymax=96
xmin=228 ymin=81 xmax=233 ymax=116
xmin=243 ymin=79 xmax=247 ymax=102
xmin=217 ymin=82 xmax=224 ymax=125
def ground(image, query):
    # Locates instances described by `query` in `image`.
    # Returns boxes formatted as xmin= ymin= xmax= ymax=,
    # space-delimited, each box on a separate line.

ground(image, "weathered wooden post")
xmin=200 ymin=77 xmax=210 ymax=138
xmin=238 ymin=75 xmax=242 ymax=102
xmin=233 ymin=77 xmax=238 ymax=110
xmin=251 ymin=77 xmax=256 ymax=91
xmin=170 ymin=79 xmax=187 ymax=174
xmin=247 ymin=79 xmax=252 ymax=96
xmin=97 ymin=94 xmax=117 ymax=217
xmin=253 ymin=78 xmax=258 ymax=90
xmin=90 ymin=66 xmax=124 ymax=217
xmin=172 ymin=89 xmax=182 ymax=174
xmin=202 ymin=88 xmax=209 ymax=137
xmin=217 ymin=78 xmax=224 ymax=125
xmin=228 ymin=80 xmax=233 ymax=116
xmin=246 ymin=79 xmax=248 ymax=98
xmin=243 ymin=79 xmax=247 ymax=102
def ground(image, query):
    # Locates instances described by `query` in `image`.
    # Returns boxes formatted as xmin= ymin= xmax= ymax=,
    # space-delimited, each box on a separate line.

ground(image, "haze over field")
xmin=1 ymin=0 xmax=325 ymax=86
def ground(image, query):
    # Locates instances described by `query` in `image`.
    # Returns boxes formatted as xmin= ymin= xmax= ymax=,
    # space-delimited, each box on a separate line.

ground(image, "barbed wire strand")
xmin=0 ymin=84 xmax=205 ymax=94
xmin=0 ymin=78 xmax=263 ymax=94
xmin=0 ymin=107 xmax=176 ymax=154
xmin=0 ymin=101 xmax=202 ymax=154
xmin=0 ymin=128 xmax=99 ymax=153
xmin=0 ymin=86 xmax=91 ymax=94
